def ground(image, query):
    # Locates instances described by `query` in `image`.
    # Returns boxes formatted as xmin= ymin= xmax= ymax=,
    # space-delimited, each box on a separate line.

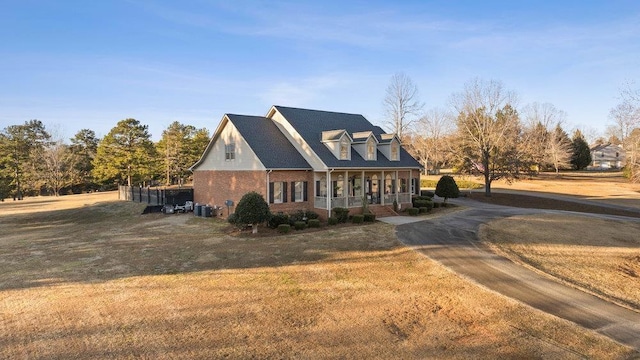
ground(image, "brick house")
xmin=190 ymin=106 xmax=422 ymax=219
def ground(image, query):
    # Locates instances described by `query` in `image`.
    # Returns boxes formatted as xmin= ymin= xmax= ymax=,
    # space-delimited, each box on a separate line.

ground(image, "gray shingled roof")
xmin=227 ymin=114 xmax=311 ymax=169
xmin=273 ymin=106 xmax=422 ymax=169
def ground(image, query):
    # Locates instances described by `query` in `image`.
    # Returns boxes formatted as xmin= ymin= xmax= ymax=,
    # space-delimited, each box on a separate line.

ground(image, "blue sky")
xmin=1 ymin=1 xmax=639 ymax=141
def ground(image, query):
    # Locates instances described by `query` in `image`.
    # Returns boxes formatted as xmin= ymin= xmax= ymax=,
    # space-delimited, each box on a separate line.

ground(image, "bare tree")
xmin=521 ymin=102 xmax=570 ymax=172
xmin=627 ymin=128 xmax=640 ymax=182
xmin=451 ymin=78 xmax=520 ymax=197
xmin=546 ymin=124 xmax=573 ymax=175
xmin=413 ymin=108 xmax=453 ymax=174
xmin=608 ymin=100 xmax=639 ymax=144
xmin=39 ymin=139 xmax=79 ymax=196
xmin=383 ymin=72 xmax=423 ymax=140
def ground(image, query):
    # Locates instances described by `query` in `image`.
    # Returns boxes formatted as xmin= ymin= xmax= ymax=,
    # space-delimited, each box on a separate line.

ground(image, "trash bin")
xmin=163 ymin=205 xmax=175 ymax=214
xmin=194 ymin=204 xmax=202 ymax=217
xmin=203 ymin=205 xmax=213 ymax=217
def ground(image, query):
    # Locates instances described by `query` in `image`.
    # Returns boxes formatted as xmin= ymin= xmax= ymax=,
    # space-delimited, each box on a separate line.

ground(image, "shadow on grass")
xmin=0 ymin=200 xmax=405 ymax=291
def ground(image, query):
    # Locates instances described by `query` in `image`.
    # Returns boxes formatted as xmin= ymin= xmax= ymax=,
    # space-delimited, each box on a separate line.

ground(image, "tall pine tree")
xmin=93 ymin=119 xmax=158 ymax=187
xmin=570 ymin=130 xmax=592 ymax=170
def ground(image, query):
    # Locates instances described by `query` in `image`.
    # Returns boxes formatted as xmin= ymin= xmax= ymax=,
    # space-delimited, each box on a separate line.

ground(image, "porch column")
xmin=326 ymin=169 xmax=331 ymax=215
xmin=395 ymin=170 xmax=399 ymax=205
xmin=344 ymin=170 xmax=349 ymax=207
xmin=361 ymin=170 xmax=365 ymax=202
xmin=381 ymin=170 xmax=385 ymax=205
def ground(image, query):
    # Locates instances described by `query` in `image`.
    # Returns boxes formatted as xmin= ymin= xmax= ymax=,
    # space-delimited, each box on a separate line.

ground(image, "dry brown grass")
xmin=0 ymin=192 xmax=636 ymax=359
xmin=481 ymin=214 xmax=640 ymax=311
xmin=426 ymin=171 xmax=640 ymax=209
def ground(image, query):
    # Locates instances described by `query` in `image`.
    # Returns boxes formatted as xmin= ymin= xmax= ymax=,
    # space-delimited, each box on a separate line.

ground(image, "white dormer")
xmin=352 ymin=131 xmax=378 ymax=161
xmin=321 ymin=129 xmax=352 ymax=160
xmin=378 ymin=133 xmax=401 ymax=161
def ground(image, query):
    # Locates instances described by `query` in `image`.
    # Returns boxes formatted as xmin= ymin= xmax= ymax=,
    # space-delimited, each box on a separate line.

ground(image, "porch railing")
xmin=313 ymin=192 xmax=412 ymax=209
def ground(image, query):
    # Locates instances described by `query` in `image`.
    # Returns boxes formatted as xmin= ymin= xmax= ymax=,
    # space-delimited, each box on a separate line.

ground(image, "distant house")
xmin=190 ymin=106 xmax=422 ymax=218
xmin=589 ymin=143 xmax=625 ymax=169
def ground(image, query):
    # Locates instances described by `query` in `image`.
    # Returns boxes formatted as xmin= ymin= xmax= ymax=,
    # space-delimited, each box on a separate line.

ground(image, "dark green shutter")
xmin=282 ymin=182 xmax=288 ymax=203
xmin=269 ymin=182 xmax=274 ymax=203
xmin=303 ymin=181 xmax=308 ymax=201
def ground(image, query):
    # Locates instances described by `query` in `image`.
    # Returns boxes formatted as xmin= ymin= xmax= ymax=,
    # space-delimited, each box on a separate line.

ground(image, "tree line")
xmin=0 ymin=119 xmax=209 ymax=200
xmin=384 ymin=74 xmax=640 ymax=196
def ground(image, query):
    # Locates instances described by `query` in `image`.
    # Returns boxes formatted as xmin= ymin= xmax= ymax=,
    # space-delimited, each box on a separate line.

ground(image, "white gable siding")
xmin=352 ymin=135 xmax=377 ymax=161
xmin=269 ymin=110 xmax=327 ymax=170
xmin=323 ymin=133 xmax=351 ymax=160
xmin=379 ymin=138 xmax=400 ymax=161
xmin=196 ymin=120 xmax=265 ymax=171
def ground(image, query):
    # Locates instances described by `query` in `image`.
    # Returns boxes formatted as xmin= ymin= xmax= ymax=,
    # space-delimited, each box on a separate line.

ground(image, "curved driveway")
xmin=395 ymin=198 xmax=640 ymax=350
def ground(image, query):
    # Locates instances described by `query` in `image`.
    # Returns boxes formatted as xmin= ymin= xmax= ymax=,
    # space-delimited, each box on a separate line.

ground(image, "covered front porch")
xmin=313 ymin=169 xmax=416 ymax=211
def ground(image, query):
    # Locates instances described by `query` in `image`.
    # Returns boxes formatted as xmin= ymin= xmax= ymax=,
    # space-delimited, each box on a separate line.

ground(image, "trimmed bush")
xmin=419 ymin=207 xmax=429 ymax=213
xmin=333 ymin=207 xmax=350 ymax=223
xmin=420 ymin=190 xmax=435 ymax=198
xmin=227 ymin=213 xmax=238 ymax=225
xmin=328 ymin=217 xmax=339 ymax=226
xmin=234 ymin=191 xmax=270 ymax=233
xmin=413 ymin=199 xmax=432 ymax=208
xmin=305 ymin=211 xmax=320 ymax=220
xmin=351 ymin=214 xmax=364 ymax=223
xmin=435 ymin=175 xmax=460 ymax=204
xmin=308 ymin=219 xmax=321 ymax=228
xmin=363 ymin=213 xmax=376 ymax=222
xmin=412 ymin=196 xmax=432 ymax=208
xmin=433 ymin=202 xmax=440 ymax=208
xmin=288 ymin=210 xmax=313 ymax=225
xmin=268 ymin=213 xmax=289 ymax=229
xmin=407 ymin=208 xmax=419 ymax=216
xmin=294 ymin=221 xmax=307 ymax=230
xmin=277 ymin=224 xmax=291 ymax=233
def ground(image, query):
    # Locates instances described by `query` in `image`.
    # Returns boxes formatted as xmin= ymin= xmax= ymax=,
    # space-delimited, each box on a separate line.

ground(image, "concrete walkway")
xmin=377 ymin=216 xmax=426 ymax=225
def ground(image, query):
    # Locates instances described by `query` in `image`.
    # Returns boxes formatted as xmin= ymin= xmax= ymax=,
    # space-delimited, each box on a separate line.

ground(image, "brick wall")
xmin=266 ymin=170 xmax=314 ymax=214
xmin=193 ymin=170 xmax=266 ymax=210
xmin=193 ymin=169 xmax=315 ymax=216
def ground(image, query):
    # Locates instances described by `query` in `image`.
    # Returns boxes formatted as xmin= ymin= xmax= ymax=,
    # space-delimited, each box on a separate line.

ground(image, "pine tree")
xmin=570 ymin=130 xmax=592 ymax=170
xmin=93 ymin=119 xmax=158 ymax=187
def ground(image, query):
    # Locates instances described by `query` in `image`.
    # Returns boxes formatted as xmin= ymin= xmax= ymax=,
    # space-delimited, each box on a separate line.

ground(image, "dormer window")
xmin=391 ymin=142 xmax=399 ymax=161
xmin=340 ymin=137 xmax=349 ymax=160
xmin=367 ymin=138 xmax=375 ymax=160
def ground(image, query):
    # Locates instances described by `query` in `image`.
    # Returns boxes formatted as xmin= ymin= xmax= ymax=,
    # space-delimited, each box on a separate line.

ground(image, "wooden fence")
xmin=118 ymin=186 xmax=194 ymax=206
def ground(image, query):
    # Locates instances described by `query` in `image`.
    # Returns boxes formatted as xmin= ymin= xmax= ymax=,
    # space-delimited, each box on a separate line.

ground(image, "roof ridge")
xmin=274 ymin=105 xmax=363 ymax=117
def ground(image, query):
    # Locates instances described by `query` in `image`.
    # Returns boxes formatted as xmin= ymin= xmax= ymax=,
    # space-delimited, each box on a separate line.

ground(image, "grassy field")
xmin=0 ymin=187 xmax=638 ymax=358
xmin=481 ymin=214 xmax=640 ymax=311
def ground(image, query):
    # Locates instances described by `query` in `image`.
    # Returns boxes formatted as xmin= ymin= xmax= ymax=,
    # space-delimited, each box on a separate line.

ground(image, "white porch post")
xmin=326 ymin=169 xmax=331 ymax=216
xmin=381 ymin=170 xmax=385 ymax=205
xmin=361 ymin=170 xmax=365 ymax=202
xmin=344 ymin=170 xmax=349 ymax=206
xmin=395 ymin=170 xmax=399 ymax=205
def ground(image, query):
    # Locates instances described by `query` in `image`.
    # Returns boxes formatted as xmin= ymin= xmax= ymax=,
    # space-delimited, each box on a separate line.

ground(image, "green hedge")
xmin=363 ymin=213 xmax=376 ymax=222
xmin=407 ymin=208 xmax=419 ymax=216
xmin=328 ymin=217 xmax=339 ymax=226
xmin=294 ymin=221 xmax=307 ymax=230
xmin=419 ymin=207 xmax=429 ymax=213
xmin=308 ymin=219 xmax=321 ymax=228
xmin=277 ymin=224 xmax=291 ymax=233
xmin=333 ymin=207 xmax=350 ymax=223
xmin=351 ymin=214 xmax=364 ymax=223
